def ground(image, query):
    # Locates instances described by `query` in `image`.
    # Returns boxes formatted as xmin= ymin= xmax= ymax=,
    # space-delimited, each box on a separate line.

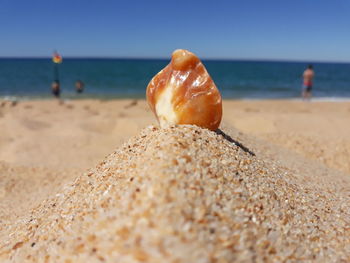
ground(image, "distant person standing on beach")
xmin=75 ymin=80 xmax=84 ymax=94
xmin=51 ymin=80 xmax=60 ymax=98
xmin=302 ymin=64 xmax=314 ymax=100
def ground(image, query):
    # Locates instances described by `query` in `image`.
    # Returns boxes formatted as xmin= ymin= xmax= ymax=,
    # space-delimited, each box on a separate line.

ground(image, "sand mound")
xmin=0 ymin=125 xmax=349 ymax=262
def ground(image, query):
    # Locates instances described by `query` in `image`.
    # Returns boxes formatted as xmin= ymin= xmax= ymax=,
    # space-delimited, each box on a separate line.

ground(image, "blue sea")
xmin=0 ymin=58 xmax=350 ymax=100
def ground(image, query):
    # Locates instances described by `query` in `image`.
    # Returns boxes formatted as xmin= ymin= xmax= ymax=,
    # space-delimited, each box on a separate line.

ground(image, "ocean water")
xmin=0 ymin=58 xmax=349 ymax=100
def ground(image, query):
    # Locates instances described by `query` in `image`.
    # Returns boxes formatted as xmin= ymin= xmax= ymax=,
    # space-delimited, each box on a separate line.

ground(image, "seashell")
xmin=146 ymin=49 xmax=222 ymax=131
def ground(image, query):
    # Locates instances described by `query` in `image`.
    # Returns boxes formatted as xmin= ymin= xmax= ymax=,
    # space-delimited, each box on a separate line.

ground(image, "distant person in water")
xmin=75 ymin=80 xmax=84 ymax=94
xmin=302 ymin=64 xmax=314 ymax=100
xmin=51 ymin=80 xmax=60 ymax=98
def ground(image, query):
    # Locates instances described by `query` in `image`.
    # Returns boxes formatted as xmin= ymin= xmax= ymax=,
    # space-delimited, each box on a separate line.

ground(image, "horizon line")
xmin=0 ymin=56 xmax=349 ymax=64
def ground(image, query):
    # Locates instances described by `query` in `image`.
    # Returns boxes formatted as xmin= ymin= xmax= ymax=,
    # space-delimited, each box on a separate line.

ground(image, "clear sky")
xmin=1 ymin=0 xmax=350 ymax=62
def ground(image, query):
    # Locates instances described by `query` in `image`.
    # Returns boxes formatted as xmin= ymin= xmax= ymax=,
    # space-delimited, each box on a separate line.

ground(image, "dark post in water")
xmin=52 ymin=51 xmax=62 ymax=98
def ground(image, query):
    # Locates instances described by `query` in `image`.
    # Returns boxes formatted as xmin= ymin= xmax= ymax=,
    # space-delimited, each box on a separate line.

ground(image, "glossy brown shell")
xmin=146 ymin=49 xmax=222 ymax=131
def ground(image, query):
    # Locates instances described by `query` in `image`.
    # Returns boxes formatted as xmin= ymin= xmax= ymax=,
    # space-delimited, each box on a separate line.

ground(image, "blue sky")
xmin=1 ymin=0 xmax=350 ymax=62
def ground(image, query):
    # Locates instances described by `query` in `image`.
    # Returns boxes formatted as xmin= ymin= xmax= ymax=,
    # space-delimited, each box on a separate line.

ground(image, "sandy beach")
xmin=0 ymin=99 xmax=349 ymax=262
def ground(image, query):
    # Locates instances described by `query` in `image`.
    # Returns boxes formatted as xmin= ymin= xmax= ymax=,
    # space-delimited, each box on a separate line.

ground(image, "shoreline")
xmin=2 ymin=96 xmax=350 ymax=103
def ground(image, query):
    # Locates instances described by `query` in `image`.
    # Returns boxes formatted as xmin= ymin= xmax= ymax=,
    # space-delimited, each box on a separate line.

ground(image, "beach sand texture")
xmin=0 ymin=99 xmax=349 ymax=262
